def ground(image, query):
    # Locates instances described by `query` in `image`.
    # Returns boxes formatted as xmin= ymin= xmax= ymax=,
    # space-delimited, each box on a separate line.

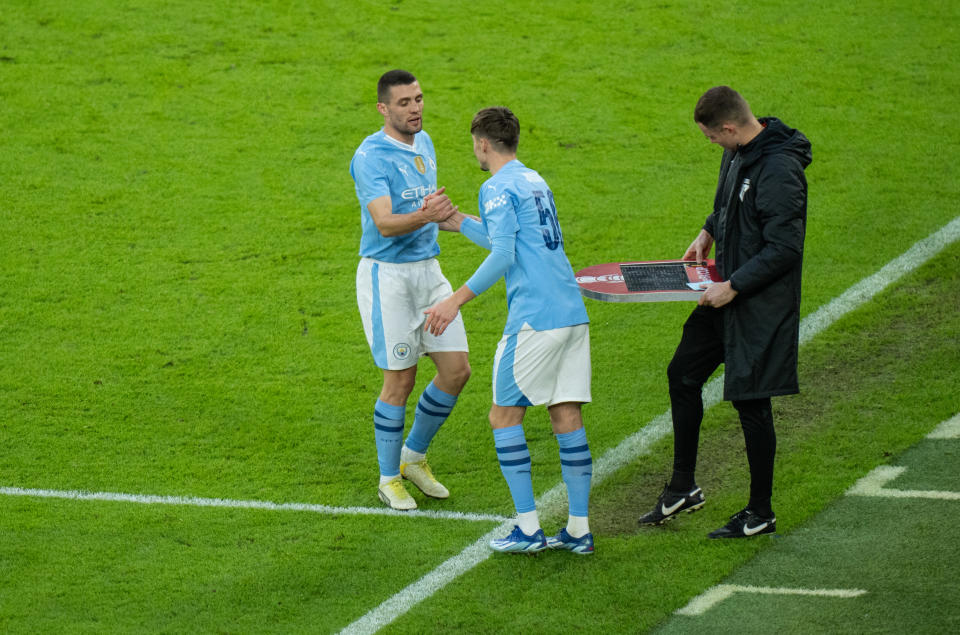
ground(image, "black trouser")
xmin=666 ymin=306 xmax=776 ymax=516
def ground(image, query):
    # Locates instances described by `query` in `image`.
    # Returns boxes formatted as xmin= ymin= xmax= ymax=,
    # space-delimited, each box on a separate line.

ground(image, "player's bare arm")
xmin=367 ymin=186 xmax=456 ymax=237
xmin=683 ymin=229 xmax=714 ymax=263
xmin=423 ymin=285 xmax=476 ymax=336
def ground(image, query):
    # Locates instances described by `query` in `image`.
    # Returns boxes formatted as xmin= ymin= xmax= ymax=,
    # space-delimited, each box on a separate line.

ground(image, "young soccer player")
xmin=424 ymin=107 xmax=594 ymax=554
xmin=349 ymin=70 xmax=471 ymax=511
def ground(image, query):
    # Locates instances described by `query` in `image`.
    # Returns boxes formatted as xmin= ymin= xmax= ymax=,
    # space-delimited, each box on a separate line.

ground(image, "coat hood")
xmin=742 ymin=117 xmax=812 ymax=169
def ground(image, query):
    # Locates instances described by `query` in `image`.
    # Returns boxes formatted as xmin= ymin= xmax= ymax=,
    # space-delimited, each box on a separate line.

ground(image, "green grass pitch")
xmin=0 ymin=0 xmax=958 ymax=632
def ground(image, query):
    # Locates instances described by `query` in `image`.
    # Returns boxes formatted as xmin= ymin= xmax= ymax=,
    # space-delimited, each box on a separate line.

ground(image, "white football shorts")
xmin=492 ymin=323 xmax=591 ymax=407
xmin=357 ymin=257 xmax=468 ymax=370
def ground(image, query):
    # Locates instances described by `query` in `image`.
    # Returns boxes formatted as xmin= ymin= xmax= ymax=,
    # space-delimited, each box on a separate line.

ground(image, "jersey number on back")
xmin=533 ymin=190 xmax=563 ymax=250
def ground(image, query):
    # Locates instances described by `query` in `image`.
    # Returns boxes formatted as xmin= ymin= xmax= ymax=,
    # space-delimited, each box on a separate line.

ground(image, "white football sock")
xmin=566 ymin=515 xmax=590 ymax=538
xmin=400 ymin=446 xmax=426 ymax=464
xmin=516 ymin=510 xmax=541 ymax=536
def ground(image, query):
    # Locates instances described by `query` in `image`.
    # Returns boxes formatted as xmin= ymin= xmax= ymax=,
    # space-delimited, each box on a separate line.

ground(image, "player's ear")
xmin=376 ymin=102 xmax=388 ymax=117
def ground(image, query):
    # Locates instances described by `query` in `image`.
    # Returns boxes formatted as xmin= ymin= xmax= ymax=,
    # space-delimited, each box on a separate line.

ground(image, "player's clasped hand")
xmin=420 ymin=186 xmax=457 ymax=224
xmin=423 ymin=296 xmax=460 ymax=336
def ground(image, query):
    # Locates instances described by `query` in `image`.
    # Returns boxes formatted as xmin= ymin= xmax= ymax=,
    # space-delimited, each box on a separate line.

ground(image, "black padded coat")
xmin=703 ymin=117 xmax=813 ymax=400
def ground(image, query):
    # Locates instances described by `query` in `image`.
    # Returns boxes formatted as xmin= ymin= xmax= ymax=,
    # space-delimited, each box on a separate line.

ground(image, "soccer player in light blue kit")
xmin=425 ymin=107 xmax=594 ymax=554
xmin=350 ymin=70 xmax=471 ymax=511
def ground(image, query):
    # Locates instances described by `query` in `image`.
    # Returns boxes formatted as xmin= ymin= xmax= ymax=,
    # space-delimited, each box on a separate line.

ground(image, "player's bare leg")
xmin=379 ymin=366 xmax=418 ymax=406
xmin=427 ymin=351 xmax=471 ymax=395
xmin=548 ymin=401 xmax=583 ymax=434
xmin=489 ymin=403 xmax=525 ymax=430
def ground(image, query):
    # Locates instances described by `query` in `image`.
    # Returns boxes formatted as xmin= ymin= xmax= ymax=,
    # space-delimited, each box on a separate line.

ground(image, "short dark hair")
xmin=470 ymin=106 xmax=519 ymax=152
xmin=377 ymin=69 xmax=417 ymax=104
xmin=694 ymin=86 xmax=752 ymax=129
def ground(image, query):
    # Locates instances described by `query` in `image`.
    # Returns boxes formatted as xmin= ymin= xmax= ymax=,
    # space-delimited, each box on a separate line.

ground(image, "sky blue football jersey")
xmin=478 ymin=159 xmax=589 ymax=334
xmin=350 ymin=129 xmax=440 ymax=263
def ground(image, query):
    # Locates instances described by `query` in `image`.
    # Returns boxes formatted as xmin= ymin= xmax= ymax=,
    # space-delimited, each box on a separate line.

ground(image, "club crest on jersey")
xmin=414 ymin=156 xmax=426 ymax=174
xmin=393 ymin=343 xmax=411 ymax=360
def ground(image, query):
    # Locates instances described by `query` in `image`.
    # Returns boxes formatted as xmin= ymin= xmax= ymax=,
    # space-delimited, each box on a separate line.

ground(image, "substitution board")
xmin=575 ymin=259 xmax=722 ymax=302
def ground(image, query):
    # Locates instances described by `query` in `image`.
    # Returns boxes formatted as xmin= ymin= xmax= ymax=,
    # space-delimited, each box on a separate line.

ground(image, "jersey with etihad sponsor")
xmin=478 ymin=159 xmax=589 ymax=334
xmin=350 ymin=129 xmax=440 ymax=263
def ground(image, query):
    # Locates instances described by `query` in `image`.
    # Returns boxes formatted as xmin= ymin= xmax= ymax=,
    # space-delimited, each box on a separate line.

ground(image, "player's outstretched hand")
xmin=423 ymin=296 xmax=460 ymax=336
xmin=683 ymin=229 xmax=714 ymax=264
xmin=438 ymin=210 xmax=466 ymax=232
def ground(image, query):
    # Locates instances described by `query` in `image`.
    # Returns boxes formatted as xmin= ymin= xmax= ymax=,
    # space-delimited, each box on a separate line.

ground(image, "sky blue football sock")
xmin=373 ymin=399 xmax=405 ymax=478
xmin=404 ymin=380 xmax=458 ymax=454
xmin=493 ymin=425 xmax=536 ymax=514
xmin=556 ymin=427 xmax=592 ymax=518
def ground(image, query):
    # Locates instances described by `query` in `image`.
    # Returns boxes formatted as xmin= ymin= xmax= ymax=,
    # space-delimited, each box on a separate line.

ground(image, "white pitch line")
xmin=846 ymin=465 xmax=906 ymax=495
xmin=928 ymin=412 xmax=960 ymax=439
xmin=846 ymin=465 xmax=960 ymax=501
xmin=864 ymin=488 xmax=960 ymax=501
xmin=341 ymin=215 xmax=960 ymax=634
xmin=0 ymin=486 xmax=509 ymax=524
xmin=675 ymin=584 xmax=868 ymax=616
xmin=798 ymin=215 xmax=960 ymax=347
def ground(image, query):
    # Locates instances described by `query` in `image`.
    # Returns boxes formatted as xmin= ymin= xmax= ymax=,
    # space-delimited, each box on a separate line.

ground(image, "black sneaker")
xmin=707 ymin=508 xmax=776 ymax=539
xmin=638 ymin=483 xmax=705 ymax=525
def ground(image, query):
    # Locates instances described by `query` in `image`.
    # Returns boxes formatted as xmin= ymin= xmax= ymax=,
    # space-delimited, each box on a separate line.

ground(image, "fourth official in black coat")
xmin=638 ymin=86 xmax=812 ymax=539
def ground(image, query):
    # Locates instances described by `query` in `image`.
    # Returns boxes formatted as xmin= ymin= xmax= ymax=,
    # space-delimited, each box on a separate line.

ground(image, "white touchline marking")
xmin=927 ymin=412 xmax=960 ymax=439
xmin=0 ymin=486 xmax=509 ymax=524
xmin=847 ymin=464 xmax=960 ymax=500
xmin=846 ymin=465 xmax=907 ymax=495
xmin=798 ymin=215 xmax=960 ymax=347
xmin=675 ymin=584 xmax=868 ymax=616
xmin=340 ymin=216 xmax=960 ymax=635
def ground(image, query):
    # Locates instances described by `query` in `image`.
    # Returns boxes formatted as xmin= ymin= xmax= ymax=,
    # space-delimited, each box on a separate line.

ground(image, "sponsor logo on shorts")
xmin=393 ymin=343 xmax=411 ymax=360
